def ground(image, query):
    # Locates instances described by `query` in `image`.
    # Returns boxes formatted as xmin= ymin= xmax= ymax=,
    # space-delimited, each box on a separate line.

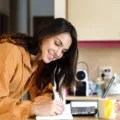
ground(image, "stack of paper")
xmin=36 ymin=104 xmax=73 ymax=120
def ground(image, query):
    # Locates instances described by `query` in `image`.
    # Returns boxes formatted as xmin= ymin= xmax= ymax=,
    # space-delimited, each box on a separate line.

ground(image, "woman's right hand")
xmin=32 ymin=99 xmax=64 ymax=116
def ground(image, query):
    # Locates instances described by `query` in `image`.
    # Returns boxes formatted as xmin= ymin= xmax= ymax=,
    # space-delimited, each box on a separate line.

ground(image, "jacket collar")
xmin=0 ymin=37 xmax=36 ymax=71
xmin=18 ymin=46 xmax=32 ymax=70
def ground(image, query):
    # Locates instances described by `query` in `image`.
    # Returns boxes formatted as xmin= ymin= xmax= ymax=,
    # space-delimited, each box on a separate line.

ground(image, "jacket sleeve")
xmin=0 ymin=45 xmax=33 ymax=120
xmin=29 ymin=84 xmax=38 ymax=101
xmin=29 ymin=82 xmax=53 ymax=102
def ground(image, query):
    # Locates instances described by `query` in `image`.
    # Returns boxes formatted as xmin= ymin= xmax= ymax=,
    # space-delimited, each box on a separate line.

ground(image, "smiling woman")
xmin=0 ymin=18 xmax=78 ymax=120
xmin=41 ymin=32 xmax=72 ymax=63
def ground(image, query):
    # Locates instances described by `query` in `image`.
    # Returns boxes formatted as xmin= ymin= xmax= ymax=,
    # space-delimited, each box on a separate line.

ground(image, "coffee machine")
xmin=74 ymin=69 xmax=89 ymax=96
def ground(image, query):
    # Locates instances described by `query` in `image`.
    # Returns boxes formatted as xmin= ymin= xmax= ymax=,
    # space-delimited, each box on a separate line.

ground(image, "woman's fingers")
xmin=52 ymin=100 xmax=65 ymax=115
xmin=55 ymin=107 xmax=64 ymax=115
xmin=54 ymin=100 xmax=64 ymax=107
xmin=32 ymin=99 xmax=65 ymax=116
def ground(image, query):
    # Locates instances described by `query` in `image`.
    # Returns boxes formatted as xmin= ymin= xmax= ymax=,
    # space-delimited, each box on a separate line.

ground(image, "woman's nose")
xmin=55 ymin=50 xmax=62 ymax=59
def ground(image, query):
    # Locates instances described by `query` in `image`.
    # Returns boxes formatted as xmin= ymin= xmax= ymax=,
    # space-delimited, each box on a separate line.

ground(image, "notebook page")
xmin=36 ymin=104 xmax=73 ymax=120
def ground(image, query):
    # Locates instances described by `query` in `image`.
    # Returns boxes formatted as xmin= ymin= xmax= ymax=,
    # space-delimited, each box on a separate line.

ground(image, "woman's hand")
xmin=32 ymin=95 xmax=64 ymax=116
xmin=32 ymin=99 xmax=64 ymax=116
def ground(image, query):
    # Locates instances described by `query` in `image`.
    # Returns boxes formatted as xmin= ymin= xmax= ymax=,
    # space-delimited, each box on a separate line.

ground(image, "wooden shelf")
xmin=66 ymin=95 xmax=120 ymax=101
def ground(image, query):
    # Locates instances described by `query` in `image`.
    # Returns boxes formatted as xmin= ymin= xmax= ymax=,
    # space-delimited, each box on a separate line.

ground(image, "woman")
xmin=0 ymin=18 xmax=78 ymax=120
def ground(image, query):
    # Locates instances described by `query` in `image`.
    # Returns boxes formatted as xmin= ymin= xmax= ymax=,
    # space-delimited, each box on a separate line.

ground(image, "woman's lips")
xmin=48 ymin=51 xmax=54 ymax=61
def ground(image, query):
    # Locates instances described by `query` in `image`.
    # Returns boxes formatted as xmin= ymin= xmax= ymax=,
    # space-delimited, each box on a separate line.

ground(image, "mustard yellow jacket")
xmin=0 ymin=38 xmax=39 ymax=120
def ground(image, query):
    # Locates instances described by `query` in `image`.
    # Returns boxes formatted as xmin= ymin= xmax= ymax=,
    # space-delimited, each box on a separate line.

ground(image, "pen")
xmin=53 ymin=79 xmax=64 ymax=103
xmin=102 ymin=75 xmax=116 ymax=98
xmin=52 ymin=86 xmax=62 ymax=102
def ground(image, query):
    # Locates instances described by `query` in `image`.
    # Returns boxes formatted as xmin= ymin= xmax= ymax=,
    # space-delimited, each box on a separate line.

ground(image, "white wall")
xmin=54 ymin=0 xmax=66 ymax=18
xmin=68 ymin=0 xmax=120 ymax=40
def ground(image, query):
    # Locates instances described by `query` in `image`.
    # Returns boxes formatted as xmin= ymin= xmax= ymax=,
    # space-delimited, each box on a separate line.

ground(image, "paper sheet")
xmin=36 ymin=104 xmax=73 ymax=120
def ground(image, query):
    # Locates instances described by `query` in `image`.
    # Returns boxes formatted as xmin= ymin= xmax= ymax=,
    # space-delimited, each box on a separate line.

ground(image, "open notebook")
xmin=36 ymin=104 xmax=73 ymax=120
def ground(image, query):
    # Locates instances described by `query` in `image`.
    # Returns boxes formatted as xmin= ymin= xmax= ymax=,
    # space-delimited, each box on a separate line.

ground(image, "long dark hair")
xmin=0 ymin=18 xmax=78 ymax=95
xmin=0 ymin=33 xmax=40 ymax=55
xmin=35 ymin=18 xmax=78 ymax=95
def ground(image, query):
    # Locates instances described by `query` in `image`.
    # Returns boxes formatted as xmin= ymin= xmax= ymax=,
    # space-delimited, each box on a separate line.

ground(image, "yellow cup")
xmin=98 ymin=98 xmax=116 ymax=119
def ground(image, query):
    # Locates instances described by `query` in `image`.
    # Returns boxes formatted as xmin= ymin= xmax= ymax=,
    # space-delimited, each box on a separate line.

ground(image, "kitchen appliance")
xmin=71 ymin=100 xmax=97 ymax=116
xmin=74 ymin=69 xmax=89 ymax=96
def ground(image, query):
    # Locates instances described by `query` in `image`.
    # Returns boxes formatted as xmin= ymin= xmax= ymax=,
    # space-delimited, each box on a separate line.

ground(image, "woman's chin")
xmin=43 ymin=57 xmax=56 ymax=63
xmin=43 ymin=59 xmax=51 ymax=64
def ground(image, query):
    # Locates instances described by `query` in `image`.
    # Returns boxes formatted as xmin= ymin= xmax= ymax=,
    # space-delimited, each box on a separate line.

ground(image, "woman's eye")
xmin=55 ymin=41 xmax=60 ymax=46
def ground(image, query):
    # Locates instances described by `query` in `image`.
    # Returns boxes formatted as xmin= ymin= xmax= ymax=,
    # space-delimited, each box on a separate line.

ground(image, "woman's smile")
xmin=47 ymin=50 xmax=55 ymax=62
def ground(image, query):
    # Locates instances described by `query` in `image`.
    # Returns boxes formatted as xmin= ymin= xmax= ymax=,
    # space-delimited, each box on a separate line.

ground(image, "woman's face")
xmin=41 ymin=32 xmax=72 ymax=63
